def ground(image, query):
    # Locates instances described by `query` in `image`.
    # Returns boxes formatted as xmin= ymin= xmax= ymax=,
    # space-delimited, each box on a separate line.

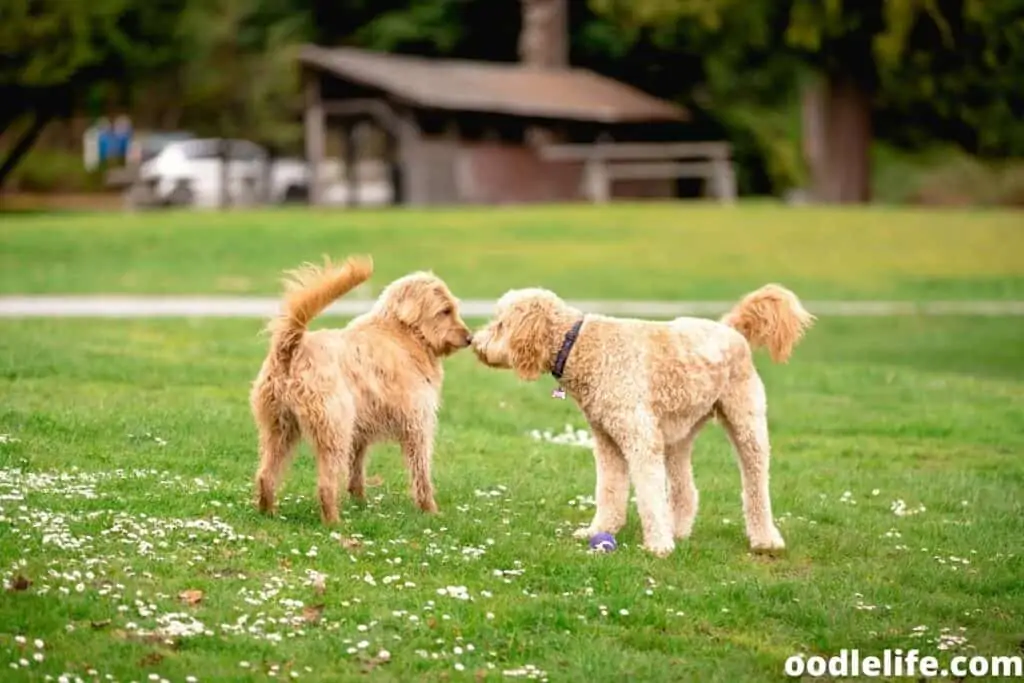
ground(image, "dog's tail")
xmin=720 ymin=284 xmax=815 ymax=363
xmin=267 ymin=254 xmax=374 ymax=368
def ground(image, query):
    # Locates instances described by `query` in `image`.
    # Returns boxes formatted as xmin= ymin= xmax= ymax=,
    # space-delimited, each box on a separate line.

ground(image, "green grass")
xmin=1 ymin=315 xmax=1023 ymax=682
xmin=2 ymin=204 xmax=1023 ymax=300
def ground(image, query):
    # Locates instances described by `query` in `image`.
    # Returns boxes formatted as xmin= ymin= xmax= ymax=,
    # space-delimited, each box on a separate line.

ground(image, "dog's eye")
xmin=440 ymin=307 xmax=453 ymax=317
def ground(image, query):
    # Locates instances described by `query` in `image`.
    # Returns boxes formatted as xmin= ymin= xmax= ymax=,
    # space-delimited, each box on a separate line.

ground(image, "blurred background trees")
xmin=1 ymin=0 xmax=1022 ymax=203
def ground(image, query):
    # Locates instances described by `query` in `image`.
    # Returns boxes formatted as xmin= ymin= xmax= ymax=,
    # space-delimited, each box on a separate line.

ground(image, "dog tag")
xmin=551 ymin=387 xmax=566 ymax=400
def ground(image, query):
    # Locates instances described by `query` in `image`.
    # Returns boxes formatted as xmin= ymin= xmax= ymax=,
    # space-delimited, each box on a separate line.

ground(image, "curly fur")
xmin=472 ymin=284 xmax=815 ymax=556
xmin=250 ymin=254 xmax=472 ymax=525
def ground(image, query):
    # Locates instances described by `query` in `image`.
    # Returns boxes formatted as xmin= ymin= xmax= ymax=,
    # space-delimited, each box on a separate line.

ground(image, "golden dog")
xmin=250 ymin=255 xmax=472 ymax=524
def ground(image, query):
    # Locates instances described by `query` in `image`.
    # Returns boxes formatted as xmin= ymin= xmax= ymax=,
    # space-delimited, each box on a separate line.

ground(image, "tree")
xmin=587 ymin=0 xmax=1020 ymax=203
xmin=173 ymin=0 xmax=309 ymax=206
xmin=0 ymin=0 xmax=185 ymax=188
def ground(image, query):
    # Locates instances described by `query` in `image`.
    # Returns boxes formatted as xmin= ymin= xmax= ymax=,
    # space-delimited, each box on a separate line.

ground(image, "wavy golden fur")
xmin=267 ymin=256 xmax=375 ymax=369
xmin=251 ymin=255 xmax=472 ymax=525
xmin=473 ymin=284 xmax=814 ymax=556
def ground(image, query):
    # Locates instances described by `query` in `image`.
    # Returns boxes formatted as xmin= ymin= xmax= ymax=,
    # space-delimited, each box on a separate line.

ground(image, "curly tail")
xmin=720 ymin=284 xmax=815 ymax=363
xmin=267 ymin=254 xmax=374 ymax=368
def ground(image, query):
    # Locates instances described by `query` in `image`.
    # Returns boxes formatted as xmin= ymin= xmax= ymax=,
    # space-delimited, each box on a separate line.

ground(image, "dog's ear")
xmin=387 ymin=281 xmax=424 ymax=327
xmin=393 ymin=297 xmax=422 ymax=327
xmin=507 ymin=302 xmax=552 ymax=382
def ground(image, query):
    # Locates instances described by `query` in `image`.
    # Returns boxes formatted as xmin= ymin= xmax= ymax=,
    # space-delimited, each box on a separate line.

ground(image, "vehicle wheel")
xmin=283 ymin=185 xmax=308 ymax=203
xmin=167 ymin=180 xmax=195 ymax=207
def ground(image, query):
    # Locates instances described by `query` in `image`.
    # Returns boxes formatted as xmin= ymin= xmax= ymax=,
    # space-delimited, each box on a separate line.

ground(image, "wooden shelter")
xmin=298 ymin=46 xmax=734 ymax=206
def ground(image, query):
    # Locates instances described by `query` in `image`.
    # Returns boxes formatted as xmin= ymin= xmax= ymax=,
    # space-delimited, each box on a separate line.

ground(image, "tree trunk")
xmin=0 ymin=109 xmax=54 ymax=190
xmin=0 ymin=108 xmax=22 ymax=139
xmin=519 ymin=0 xmax=568 ymax=147
xmin=802 ymin=74 xmax=872 ymax=204
xmin=518 ymin=0 xmax=568 ymax=68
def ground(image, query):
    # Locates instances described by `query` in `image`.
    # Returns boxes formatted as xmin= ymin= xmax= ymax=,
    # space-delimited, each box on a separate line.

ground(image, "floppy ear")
xmin=507 ymin=303 xmax=552 ymax=382
xmin=390 ymin=282 xmax=423 ymax=327
xmin=394 ymin=298 xmax=421 ymax=327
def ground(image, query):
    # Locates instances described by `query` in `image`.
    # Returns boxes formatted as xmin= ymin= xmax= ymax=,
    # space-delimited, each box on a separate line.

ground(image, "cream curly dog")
xmin=472 ymin=284 xmax=814 ymax=556
xmin=250 ymin=255 xmax=473 ymax=525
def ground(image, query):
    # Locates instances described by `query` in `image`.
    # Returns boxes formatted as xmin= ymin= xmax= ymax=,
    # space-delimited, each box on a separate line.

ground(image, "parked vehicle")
xmin=135 ymin=138 xmax=268 ymax=207
xmin=127 ymin=136 xmax=389 ymax=208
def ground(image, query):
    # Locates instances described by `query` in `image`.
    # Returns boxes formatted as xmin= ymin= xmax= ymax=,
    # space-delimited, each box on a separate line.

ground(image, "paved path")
xmin=1 ymin=296 xmax=1023 ymax=318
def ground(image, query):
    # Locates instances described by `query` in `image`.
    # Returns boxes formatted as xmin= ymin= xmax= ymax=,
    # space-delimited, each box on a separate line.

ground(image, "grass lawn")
xmin=2 ymin=204 xmax=1024 ymax=300
xmin=1 ymin=314 xmax=1022 ymax=682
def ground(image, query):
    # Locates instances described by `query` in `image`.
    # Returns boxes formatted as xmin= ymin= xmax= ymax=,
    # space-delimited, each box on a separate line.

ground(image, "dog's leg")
xmin=616 ymin=419 xmax=675 ymax=557
xmin=312 ymin=424 xmax=353 ymax=525
xmin=573 ymin=428 xmax=629 ymax=540
xmin=297 ymin=400 xmax=353 ymax=525
xmin=251 ymin=379 xmax=300 ymax=515
xmin=666 ymin=415 xmax=711 ymax=540
xmin=717 ymin=374 xmax=785 ymax=552
xmin=347 ymin=441 xmax=369 ymax=502
xmin=401 ymin=423 xmax=439 ymax=513
xmin=254 ymin=413 xmax=300 ymax=514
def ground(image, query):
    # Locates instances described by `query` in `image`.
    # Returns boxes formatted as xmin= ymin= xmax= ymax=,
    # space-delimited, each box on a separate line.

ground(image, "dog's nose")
xmin=465 ymin=333 xmax=474 ymax=346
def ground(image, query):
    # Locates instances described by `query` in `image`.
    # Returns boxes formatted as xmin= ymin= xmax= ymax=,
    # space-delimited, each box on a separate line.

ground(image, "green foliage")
xmin=874 ymin=144 xmax=1024 ymax=206
xmin=876 ymin=0 xmax=1024 ymax=157
xmin=0 ymin=0 xmax=128 ymax=89
xmin=173 ymin=0 xmax=309 ymax=148
xmin=0 ymin=0 xmax=186 ymax=92
xmin=352 ymin=0 xmax=465 ymax=53
xmin=586 ymin=0 xmax=1024 ymax=189
xmin=2 ymin=0 xmax=1022 ymax=195
xmin=0 ymin=147 xmax=105 ymax=193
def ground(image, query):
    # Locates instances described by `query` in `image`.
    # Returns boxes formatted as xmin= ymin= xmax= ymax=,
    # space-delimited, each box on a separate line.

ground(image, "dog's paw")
xmin=418 ymin=499 xmax=439 ymax=514
xmin=642 ymin=539 xmax=676 ymax=558
xmin=673 ymin=517 xmax=696 ymax=540
xmin=573 ymin=528 xmax=602 ymax=540
xmin=749 ymin=527 xmax=786 ymax=553
xmin=572 ymin=525 xmax=598 ymax=540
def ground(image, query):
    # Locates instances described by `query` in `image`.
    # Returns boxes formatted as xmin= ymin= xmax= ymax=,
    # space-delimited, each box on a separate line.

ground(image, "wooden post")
xmin=387 ymin=128 xmax=402 ymax=206
xmin=303 ymin=69 xmax=325 ymax=206
xmin=583 ymin=157 xmax=610 ymax=204
xmin=396 ymin=110 xmax=425 ymax=206
xmin=343 ymin=123 xmax=358 ymax=208
xmin=710 ymin=148 xmax=737 ymax=204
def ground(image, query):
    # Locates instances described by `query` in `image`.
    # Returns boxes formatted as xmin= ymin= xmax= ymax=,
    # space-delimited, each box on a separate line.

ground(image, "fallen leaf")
xmin=366 ymin=475 xmax=384 ymax=488
xmin=138 ymin=652 xmax=164 ymax=667
xmin=9 ymin=574 xmax=31 ymax=592
xmin=427 ymin=617 xmax=438 ymax=630
xmin=301 ymin=604 xmax=325 ymax=625
xmin=178 ymin=589 xmax=204 ymax=605
xmin=475 ymin=669 xmax=490 ymax=681
xmin=359 ymin=651 xmax=392 ymax=673
xmin=339 ymin=536 xmax=362 ymax=551
xmin=90 ymin=619 xmax=112 ymax=630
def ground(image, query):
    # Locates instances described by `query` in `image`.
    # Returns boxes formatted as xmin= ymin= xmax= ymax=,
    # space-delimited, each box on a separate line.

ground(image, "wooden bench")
xmin=539 ymin=141 xmax=737 ymax=204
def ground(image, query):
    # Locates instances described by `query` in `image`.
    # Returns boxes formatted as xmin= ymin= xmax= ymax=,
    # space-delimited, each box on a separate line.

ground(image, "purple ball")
xmin=588 ymin=532 xmax=617 ymax=552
